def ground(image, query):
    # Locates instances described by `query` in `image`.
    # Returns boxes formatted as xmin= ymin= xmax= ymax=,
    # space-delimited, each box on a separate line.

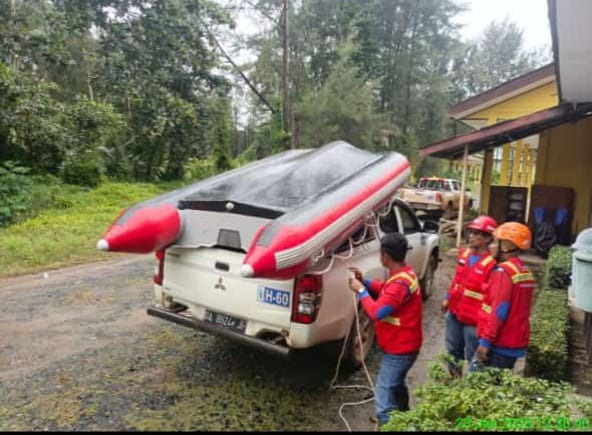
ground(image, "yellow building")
xmin=446 ymin=64 xmax=558 ymax=216
xmin=420 ymin=0 xmax=592 ymax=246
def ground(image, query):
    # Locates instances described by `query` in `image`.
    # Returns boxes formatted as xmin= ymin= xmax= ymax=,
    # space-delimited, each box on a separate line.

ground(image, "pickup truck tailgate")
xmin=161 ymin=247 xmax=293 ymax=330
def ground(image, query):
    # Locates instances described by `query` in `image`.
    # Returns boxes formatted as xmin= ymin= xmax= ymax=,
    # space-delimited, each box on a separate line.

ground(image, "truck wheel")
xmin=444 ymin=202 xmax=454 ymax=218
xmin=345 ymin=303 xmax=375 ymax=369
xmin=419 ymin=254 xmax=437 ymax=301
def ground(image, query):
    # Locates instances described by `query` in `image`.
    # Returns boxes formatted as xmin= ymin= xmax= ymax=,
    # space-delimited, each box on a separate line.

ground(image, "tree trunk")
xmin=282 ymin=0 xmax=291 ymax=148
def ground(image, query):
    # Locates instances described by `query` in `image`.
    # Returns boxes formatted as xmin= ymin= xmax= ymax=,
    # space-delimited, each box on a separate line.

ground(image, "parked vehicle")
xmin=148 ymin=198 xmax=439 ymax=366
xmin=397 ymin=177 xmax=474 ymax=217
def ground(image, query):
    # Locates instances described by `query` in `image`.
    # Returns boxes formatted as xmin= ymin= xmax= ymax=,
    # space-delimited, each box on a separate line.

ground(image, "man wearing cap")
xmin=348 ymin=233 xmax=422 ymax=427
xmin=441 ymin=215 xmax=498 ymax=377
xmin=470 ymin=222 xmax=536 ymax=371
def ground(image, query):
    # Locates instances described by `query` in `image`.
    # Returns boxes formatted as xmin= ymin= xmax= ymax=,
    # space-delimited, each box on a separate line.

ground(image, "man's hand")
xmin=348 ymin=267 xmax=363 ymax=282
xmin=440 ymin=299 xmax=449 ymax=313
xmin=476 ymin=344 xmax=489 ymax=362
xmin=349 ymin=277 xmax=364 ymax=293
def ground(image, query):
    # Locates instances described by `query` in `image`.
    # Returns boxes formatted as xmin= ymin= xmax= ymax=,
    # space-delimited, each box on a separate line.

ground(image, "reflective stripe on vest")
xmin=464 ymin=289 xmax=484 ymax=300
xmin=385 ymin=271 xmax=419 ymax=294
xmin=382 ymin=316 xmax=401 ymax=326
xmin=503 ymin=261 xmax=520 ymax=275
xmin=380 ymin=270 xmax=419 ymax=328
xmin=512 ymin=272 xmax=535 ymax=284
xmin=481 ymin=303 xmax=492 ymax=314
xmin=480 ymin=256 xmax=494 ymax=267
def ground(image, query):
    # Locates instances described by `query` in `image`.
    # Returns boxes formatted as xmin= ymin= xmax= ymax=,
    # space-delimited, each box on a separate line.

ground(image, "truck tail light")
xmin=153 ymin=249 xmax=165 ymax=285
xmin=291 ymin=274 xmax=323 ymax=324
xmin=435 ymin=193 xmax=442 ymax=203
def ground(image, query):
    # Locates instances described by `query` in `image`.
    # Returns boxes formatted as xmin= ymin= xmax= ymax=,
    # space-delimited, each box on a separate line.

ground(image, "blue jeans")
xmin=445 ymin=312 xmax=478 ymax=369
xmin=468 ymin=351 xmax=517 ymax=372
xmin=375 ymin=352 xmax=418 ymax=424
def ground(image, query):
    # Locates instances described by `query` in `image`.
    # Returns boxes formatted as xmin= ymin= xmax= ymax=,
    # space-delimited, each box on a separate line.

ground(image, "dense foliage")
xmin=0 ymin=161 xmax=33 ymax=227
xmin=526 ymin=287 xmax=570 ymax=382
xmin=546 ymin=246 xmax=573 ymax=290
xmin=0 ymin=0 xmax=548 ymax=188
xmin=383 ymin=357 xmax=591 ymax=431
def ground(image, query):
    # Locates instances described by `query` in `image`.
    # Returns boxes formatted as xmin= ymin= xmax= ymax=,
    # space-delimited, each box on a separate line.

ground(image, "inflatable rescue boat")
xmin=97 ymin=141 xmax=410 ymax=279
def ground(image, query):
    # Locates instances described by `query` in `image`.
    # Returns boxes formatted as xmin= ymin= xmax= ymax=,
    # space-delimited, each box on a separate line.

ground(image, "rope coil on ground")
xmin=329 ymin=292 xmax=376 ymax=432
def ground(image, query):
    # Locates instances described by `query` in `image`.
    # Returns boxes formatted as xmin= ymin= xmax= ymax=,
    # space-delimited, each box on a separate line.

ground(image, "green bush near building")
xmin=383 ymin=358 xmax=591 ymax=431
xmin=526 ymin=288 xmax=570 ymax=382
xmin=546 ymin=246 xmax=573 ymax=289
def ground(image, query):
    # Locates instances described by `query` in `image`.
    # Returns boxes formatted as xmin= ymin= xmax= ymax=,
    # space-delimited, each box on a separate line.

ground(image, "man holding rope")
xmin=348 ymin=233 xmax=423 ymax=428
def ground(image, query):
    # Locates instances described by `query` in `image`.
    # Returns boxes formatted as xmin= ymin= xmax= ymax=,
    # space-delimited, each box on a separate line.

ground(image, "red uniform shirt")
xmin=360 ymin=265 xmax=423 ymax=354
xmin=446 ymin=247 xmax=496 ymax=325
xmin=477 ymin=257 xmax=535 ymax=354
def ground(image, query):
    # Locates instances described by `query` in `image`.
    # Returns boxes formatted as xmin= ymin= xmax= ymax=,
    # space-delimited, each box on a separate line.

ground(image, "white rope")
xmin=311 ymin=248 xmax=325 ymax=264
xmin=308 ymin=254 xmax=336 ymax=275
xmin=375 ymin=195 xmax=396 ymax=218
xmin=333 ymin=237 xmax=354 ymax=260
xmin=329 ymin=291 xmax=376 ymax=432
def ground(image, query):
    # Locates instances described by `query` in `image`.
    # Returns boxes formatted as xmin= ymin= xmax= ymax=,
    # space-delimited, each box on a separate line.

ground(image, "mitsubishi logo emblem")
xmin=214 ymin=277 xmax=226 ymax=291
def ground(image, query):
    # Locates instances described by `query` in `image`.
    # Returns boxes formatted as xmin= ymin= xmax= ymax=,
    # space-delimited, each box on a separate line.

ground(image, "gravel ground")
xmin=0 ymin=250 xmax=455 ymax=431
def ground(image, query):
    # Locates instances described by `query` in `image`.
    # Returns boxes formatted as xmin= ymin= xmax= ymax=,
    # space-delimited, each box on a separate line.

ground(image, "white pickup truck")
xmin=398 ymin=177 xmax=474 ymax=217
xmin=147 ymin=198 xmax=439 ymax=366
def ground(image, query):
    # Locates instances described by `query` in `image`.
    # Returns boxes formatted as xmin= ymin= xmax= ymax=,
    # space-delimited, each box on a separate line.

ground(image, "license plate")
xmin=204 ymin=309 xmax=247 ymax=333
xmin=257 ymin=286 xmax=291 ymax=308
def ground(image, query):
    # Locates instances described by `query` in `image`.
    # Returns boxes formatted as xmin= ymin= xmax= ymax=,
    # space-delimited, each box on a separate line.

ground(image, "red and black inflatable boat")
xmin=97 ymin=141 xmax=410 ymax=279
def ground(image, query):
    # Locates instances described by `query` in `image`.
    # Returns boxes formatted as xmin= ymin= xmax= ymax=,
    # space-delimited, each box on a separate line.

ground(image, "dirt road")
xmin=0 ymin=252 xmax=454 ymax=431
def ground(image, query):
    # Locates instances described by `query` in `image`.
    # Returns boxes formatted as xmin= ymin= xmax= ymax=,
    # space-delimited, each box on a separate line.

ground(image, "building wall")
xmin=536 ymin=116 xmax=592 ymax=235
xmin=467 ymin=81 xmax=559 ymax=122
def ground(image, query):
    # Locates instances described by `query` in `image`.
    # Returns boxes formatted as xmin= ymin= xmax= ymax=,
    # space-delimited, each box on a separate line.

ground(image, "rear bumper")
xmin=409 ymin=202 xmax=442 ymax=211
xmin=147 ymin=305 xmax=292 ymax=359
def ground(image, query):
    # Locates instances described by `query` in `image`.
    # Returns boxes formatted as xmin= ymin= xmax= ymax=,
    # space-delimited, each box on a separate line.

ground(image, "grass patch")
xmin=0 ymin=181 xmax=168 ymax=277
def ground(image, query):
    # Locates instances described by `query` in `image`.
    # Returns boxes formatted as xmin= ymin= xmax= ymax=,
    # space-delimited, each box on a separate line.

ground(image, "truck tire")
xmin=344 ymin=303 xmax=375 ymax=369
xmin=443 ymin=202 xmax=454 ymax=219
xmin=419 ymin=253 xmax=437 ymax=301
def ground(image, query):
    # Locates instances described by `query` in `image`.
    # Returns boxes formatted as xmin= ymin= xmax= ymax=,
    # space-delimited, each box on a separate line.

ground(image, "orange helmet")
xmin=493 ymin=222 xmax=532 ymax=251
xmin=466 ymin=215 xmax=497 ymax=235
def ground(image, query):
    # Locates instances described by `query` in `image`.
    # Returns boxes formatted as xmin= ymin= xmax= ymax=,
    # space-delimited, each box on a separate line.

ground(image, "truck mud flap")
xmin=147 ymin=305 xmax=291 ymax=359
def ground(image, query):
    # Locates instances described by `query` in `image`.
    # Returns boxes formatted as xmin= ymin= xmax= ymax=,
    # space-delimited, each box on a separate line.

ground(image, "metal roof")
xmin=420 ymin=103 xmax=592 ymax=159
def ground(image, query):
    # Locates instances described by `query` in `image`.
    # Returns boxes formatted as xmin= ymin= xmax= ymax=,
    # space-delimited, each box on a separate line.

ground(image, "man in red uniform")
xmin=470 ymin=222 xmax=535 ymax=371
xmin=348 ymin=233 xmax=422 ymax=427
xmin=441 ymin=215 xmax=497 ymax=377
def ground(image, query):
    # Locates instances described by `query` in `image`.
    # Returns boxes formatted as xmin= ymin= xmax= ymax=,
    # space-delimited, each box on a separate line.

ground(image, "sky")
xmin=232 ymin=0 xmax=552 ymax=49
xmin=457 ymin=0 xmax=551 ymax=50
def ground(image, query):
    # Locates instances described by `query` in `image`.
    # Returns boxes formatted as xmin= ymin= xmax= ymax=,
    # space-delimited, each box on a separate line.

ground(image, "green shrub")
xmin=183 ymin=157 xmax=217 ymax=182
xmin=546 ymin=246 xmax=573 ymax=289
xmin=383 ymin=357 xmax=591 ymax=431
xmin=61 ymin=152 xmax=103 ymax=187
xmin=526 ymin=289 xmax=570 ymax=382
xmin=0 ymin=161 xmax=33 ymax=227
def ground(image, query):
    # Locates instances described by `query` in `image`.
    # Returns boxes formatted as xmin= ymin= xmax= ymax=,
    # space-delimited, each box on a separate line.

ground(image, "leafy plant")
xmin=545 ymin=246 xmax=573 ymax=290
xmin=0 ymin=161 xmax=33 ymax=227
xmin=383 ymin=355 xmax=591 ymax=431
xmin=526 ymin=288 xmax=570 ymax=382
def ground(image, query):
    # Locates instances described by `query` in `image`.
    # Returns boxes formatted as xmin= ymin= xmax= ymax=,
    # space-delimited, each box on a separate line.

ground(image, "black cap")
xmin=380 ymin=233 xmax=408 ymax=262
